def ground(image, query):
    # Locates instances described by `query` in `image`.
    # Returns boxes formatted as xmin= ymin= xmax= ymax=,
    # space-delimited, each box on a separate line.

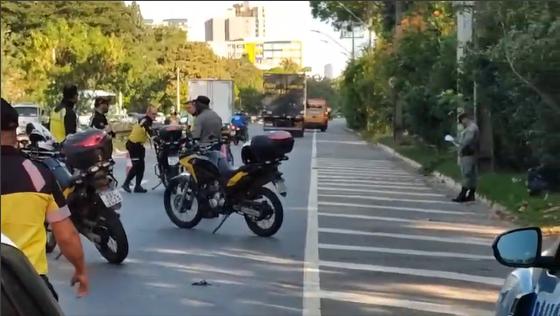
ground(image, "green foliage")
xmin=307 ymin=77 xmax=340 ymax=111
xmin=1 ymin=1 xmax=266 ymax=116
xmin=321 ymin=0 xmax=557 ymax=173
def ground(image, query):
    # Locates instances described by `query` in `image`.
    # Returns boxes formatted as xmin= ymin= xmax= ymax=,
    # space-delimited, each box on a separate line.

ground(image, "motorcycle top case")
xmin=242 ymin=131 xmax=294 ymax=164
xmin=155 ymin=125 xmax=183 ymax=142
xmin=62 ymin=129 xmax=113 ymax=170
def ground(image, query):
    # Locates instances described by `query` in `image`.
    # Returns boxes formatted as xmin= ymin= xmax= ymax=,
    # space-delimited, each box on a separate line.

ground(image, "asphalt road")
xmin=48 ymin=119 xmax=511 ymax=316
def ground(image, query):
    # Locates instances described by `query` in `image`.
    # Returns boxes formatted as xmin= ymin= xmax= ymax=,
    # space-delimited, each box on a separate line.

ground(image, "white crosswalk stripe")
xmin=305 ymin=133 xmax=505 ymax=316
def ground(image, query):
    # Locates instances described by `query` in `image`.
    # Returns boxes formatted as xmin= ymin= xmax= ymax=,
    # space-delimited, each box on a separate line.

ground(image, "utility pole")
xmin=176 ymin=66 xmax=180 ymax=113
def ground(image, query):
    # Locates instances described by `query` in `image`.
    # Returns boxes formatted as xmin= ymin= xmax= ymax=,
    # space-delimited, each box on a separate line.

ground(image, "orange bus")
xmin=304 ymin=98 xmax=329 ymax=132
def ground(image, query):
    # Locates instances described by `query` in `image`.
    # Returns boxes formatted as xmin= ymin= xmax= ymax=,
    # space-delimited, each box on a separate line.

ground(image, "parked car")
xmin=1 ymin=234 xmax=63 ymax=316
xmin=13 ymin=103 xmax=47 ymax=134
xmin=493 ymin=227 xmax=560 ymax=315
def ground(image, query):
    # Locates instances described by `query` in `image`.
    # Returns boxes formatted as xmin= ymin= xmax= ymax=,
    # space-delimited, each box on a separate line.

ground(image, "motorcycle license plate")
xmin=274 ymin=179 xmax=287 ymax=196
xmin=99 ymin=189 xmax=123 ymax=208
xmin=167 ymin=155 xmax=180 ymax=165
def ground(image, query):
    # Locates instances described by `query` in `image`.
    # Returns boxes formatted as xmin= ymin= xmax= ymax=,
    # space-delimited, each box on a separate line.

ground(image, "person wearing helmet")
xmin=185 ymin=96 xmax=222 ymax=149
xmin=50 ymin=85 xmax=79 ymax=142
xmin=453 ymin=110 xmax=480 ymax=202
xmin=90 ymin=96 xmax=115 ymax=138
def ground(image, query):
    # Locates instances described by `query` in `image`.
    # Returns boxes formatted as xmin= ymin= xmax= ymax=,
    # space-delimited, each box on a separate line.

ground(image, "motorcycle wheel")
xmin=96 ymin=211 xmax=129 ymax=264
xmin=164 ymin=179 xmax=202 ymax=229
xmin=244 ymin=187 xmax=284 ymax=237
xmin=45 ymin=223 xmax=57 ymax=253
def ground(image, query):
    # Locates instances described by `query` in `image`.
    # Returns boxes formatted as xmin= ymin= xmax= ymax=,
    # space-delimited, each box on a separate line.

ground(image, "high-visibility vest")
xmin=128 ymin=123 xmax=148 ymax=144
xmin=49 ymin=108 xmax=66 ymax=142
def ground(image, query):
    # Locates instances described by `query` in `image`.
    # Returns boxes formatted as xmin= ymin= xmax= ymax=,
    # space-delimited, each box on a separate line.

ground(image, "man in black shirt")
xmin=90 ymin=97 xmax=115 ymax=137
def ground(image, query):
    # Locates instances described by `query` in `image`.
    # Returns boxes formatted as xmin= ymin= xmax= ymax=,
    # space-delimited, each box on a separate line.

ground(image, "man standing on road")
xmin=90 ymin=96 xmax=115 ymax=138
xmin=452 ymin=111 xmax=480 ymax=202
xmin=1 ymin=98 xmax=89 ymax=300
xmin=50 ymin=85 xmax=79 ymax=142
xmin=122 ymin=105 xmax=157 ymax=193
xmin=186 ymin=96 xmax=222 ymax=149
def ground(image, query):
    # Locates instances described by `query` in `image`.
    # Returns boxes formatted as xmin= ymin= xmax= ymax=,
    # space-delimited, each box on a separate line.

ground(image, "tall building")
xmin=205 ymin=18 xmax=226 ymax=41
xmin=162 ymin=18 xmax=188 ymax=31
xmin=211 ymin=39 xmax=302 ymax=70
xmin=205 ymin=1 xmax=266 ymax=42
xmin=324 ymin=64 xmax=334 ymax=79
xmin=262 ymin=41 xmax=303 ymax=69
xmin=225 ymin=16 xmax=256 ymax=41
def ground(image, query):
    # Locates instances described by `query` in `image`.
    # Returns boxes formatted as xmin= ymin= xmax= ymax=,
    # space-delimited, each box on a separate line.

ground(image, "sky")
xmin=130 ymin=1 xmax=371 ymax=77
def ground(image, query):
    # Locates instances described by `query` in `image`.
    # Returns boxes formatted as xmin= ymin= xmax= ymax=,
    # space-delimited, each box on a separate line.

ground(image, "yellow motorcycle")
xmin=163 ymin=131 xmax=293 ymax=237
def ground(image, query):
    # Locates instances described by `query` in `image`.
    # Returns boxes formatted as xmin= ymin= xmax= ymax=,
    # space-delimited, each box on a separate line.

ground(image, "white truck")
xmin=188 ymin=79 xmax=234 ymax=124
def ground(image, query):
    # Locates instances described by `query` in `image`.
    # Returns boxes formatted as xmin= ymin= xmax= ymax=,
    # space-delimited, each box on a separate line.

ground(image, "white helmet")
xmin=26 ymin=122 xmax=55 ymax=150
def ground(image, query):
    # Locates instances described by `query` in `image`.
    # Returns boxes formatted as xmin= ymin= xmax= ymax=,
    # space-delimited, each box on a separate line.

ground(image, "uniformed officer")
xmin=1 ymin=98 xmax=89 ymax=299
xmin=50 ymin=85 xmax=79 ymax=142
xmin=90 ymin=96 xmax=115 ymax=137
xmin=453 ymin=111 xmax=480 ymax=202
xmin=122 ymin=106 xmax=157 ymax=193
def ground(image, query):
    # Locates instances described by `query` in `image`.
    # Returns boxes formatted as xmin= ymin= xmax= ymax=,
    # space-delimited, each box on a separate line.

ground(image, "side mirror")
xmin=492 ymin=227 xmax=542 ymax=268
xmin=444 ymin=134 xmax=455 ymax=143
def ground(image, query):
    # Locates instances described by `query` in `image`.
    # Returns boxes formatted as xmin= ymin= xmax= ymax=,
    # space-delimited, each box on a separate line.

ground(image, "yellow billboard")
xmin=244 ymin=42 xmax=256 ymax=63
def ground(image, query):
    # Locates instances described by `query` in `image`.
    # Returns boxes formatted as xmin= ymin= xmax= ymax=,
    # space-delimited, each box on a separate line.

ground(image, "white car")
xmin=493 ymin=227 xmax=560 ymax=315
xmin=13 ymin=104 xmax=45 ymax=134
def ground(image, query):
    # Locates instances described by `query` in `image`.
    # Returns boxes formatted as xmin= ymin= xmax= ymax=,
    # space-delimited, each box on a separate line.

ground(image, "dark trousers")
xmin=124 ymin=140 xmax=146 ymax=188
xmin=40 ymin=275 xmax=58 ymax=301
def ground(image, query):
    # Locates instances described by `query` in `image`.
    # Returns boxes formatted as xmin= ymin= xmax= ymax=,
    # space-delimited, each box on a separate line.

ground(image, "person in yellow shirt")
xmin=1 ymin=98 xmax=88 ymax=300
xmin=50 ymin=85 xmax=79 ymax=142
xmin=122 ymin=106 xmax=157 ymax=193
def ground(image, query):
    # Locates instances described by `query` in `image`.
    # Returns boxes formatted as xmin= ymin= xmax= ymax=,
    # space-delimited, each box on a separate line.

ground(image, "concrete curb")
xmin=344 ymin=127 xmax=560 ymax=235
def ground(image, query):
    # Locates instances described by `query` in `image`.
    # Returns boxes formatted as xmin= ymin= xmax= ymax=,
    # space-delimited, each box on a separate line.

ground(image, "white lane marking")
xmin=319 ymin=194 xmax=456 ymax=205
xmin=319 ymin=243 xmax=492 ymax=260
xmin=318 ymin=169 xmax=413 ymax=177
xmin=318 ymin=228 xmax=489 ymax=246
xmin=319 ymin=171 xmax=417 ymax=179
xmin=316 ymin=140 xmax=367 ymax=145
xmin=316 ymin=166 xmax=409 ymax=175
xmin=317 ymin=158 xmax=395 ymax=164
xmin=318 ymin=187 xmax=444 ymax=197
xmin=317 ymin=177 xmax=424 ymax=187
xmin=319 ymin=175 xmax=423 ymax=183
xmin=318 ymin=182 xmax=432 ymax=191
xmin=303 ymin=130 xmax=321 ymax=316
xmin=318 ymin=290 xmax=491 ymax=316
xmin=320 ymin=260 xmax=504 ymax=286
xmin=318 ymin=201 xmax=474 ymax=215
xmin=319 ymin=212 xmax=418 ymax=223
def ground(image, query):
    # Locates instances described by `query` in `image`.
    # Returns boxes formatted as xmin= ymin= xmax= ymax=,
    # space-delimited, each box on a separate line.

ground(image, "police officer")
xmin=1 ymin=98 xmax=89 ymax=300
xmin=50 ymin=85 xmax=79 ymax=142
xmin=90 ymin=96 xmax=115 ymax=137
xmin=122 ymin=106 xmax=157 ymax=193
xmin=453 ymin=111 xmax=480 ymax=202
xmin=186 ymin=96 xmax=222 ymax=148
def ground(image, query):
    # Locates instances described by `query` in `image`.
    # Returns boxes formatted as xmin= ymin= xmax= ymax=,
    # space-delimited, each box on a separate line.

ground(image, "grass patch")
xmin=372 ymin=134 xmax=560 ymax=226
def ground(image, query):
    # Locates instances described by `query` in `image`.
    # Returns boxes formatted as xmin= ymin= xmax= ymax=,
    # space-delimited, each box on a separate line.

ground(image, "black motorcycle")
xmin=152 ymin=124 xmax=185 ymax=189
xmin=23 ymin=127 xmax=129 ymax=264
xmin=163 ymin=131 xmax=293 ymax=237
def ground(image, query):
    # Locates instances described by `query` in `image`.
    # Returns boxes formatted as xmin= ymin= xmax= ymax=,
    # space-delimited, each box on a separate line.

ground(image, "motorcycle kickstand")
xmin=212 ymin=213 xmax=231 ymax=234
xmin=152 ymin=180 xmax=163 ymax=190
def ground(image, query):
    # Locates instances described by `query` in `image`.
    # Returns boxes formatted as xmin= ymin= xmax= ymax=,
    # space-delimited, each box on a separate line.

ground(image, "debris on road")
xmin=191 ymin=280 xmax=211 ymax=286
